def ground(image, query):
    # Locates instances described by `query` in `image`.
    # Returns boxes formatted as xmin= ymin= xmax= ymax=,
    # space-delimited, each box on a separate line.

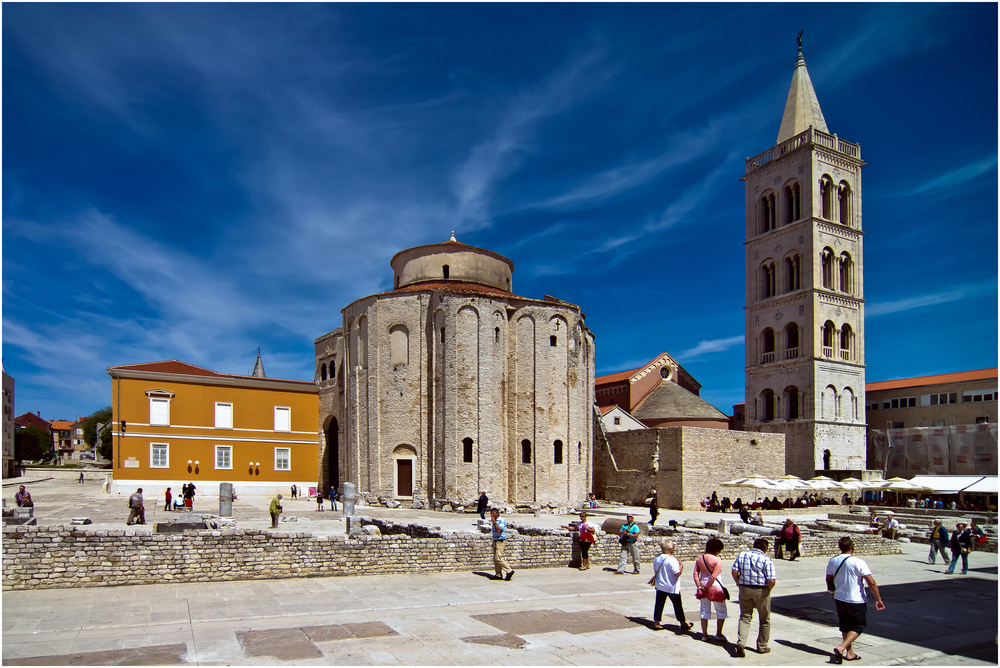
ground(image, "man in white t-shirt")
xmin=826 ymin=536 xmax=885 ymax=663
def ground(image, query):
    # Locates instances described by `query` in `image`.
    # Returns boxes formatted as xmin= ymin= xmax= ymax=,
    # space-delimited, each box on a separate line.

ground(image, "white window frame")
xmin=215 ymin=402 xmax=233 ymax=429
xmin=150 ymin=443 xmax=169 ymax=468
xmin=274 ymin=447 xmax=291 ymax=471
xmin=149 ymin=397 xmax=171 ymax=426
xmin=215 ymin=445 xmax=233 ymax=470
xmin=274 ymin=406 xmax=291 ymax=433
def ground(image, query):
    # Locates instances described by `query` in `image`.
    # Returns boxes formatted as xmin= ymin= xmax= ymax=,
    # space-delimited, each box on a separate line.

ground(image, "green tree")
xmin=14 ymin=426 xmax=52 ymax=462
xmin=80 ymin=406 xmax=114 ymax=461
xmin=97 ymin=427 xmax=113 ymax=461
xmin=83 ymin=406 xmax=112 ymax=446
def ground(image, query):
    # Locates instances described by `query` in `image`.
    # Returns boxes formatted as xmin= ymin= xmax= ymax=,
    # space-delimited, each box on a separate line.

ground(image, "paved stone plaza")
xmin=3 ymin=478 xmax=997 ymax=665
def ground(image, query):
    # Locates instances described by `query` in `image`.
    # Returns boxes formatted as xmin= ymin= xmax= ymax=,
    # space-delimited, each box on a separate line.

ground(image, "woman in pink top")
xmin=693 ymin=537 xmax=728 ymax=642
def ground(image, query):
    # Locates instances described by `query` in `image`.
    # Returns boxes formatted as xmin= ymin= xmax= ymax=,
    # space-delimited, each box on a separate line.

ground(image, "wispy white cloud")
xmin=451 ymin=48 xmax=611 ymax=229
xmin=903 ymin=156 xmax=997 ymax=197
xmin=867 ymin=281 xmax=997 ymax=318
xmin=676 ymin=335 xmax=744 ymax=361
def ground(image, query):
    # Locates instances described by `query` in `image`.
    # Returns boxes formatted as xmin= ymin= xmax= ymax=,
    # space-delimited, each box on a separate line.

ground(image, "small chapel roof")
xmin=631 ymin=380 xmax=729 ymax=422
xmin=776 ymin=33 xmax=829 ymax=144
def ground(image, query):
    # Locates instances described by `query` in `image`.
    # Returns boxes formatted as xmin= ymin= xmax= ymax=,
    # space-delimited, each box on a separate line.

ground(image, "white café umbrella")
xmin=721 ymin=475 xmax=797 ymax=502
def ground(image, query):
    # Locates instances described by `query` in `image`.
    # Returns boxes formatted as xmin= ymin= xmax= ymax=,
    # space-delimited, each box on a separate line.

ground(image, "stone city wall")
xmin=2 ymin=524 xmax=899 ymax=591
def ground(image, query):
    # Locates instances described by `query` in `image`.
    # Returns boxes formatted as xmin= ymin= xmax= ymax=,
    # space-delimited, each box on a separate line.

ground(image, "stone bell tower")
xmin=742 ymin=35 xmax=867 ymax=477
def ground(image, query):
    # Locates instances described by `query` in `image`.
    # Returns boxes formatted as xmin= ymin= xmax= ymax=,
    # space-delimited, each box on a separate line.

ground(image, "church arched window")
xmin=320 ymin=363 xmax=327 ymax=381
xmin=760 ymin=261 xmax=776 ymax=298
xmin=759 ymin=192 xmax=776 ymax=234
xmin=820 ymin=176 xmax=834 ymax=219
xmin=784 ymin=323 xmax=799 ymax=359
xmin=521 ymin=439 xmax=532 ymax=464
xmin=783 ymin=181 xmax=801 ymax=224
xmin=840 ymin=324 xmax=853 ymax=361
xmin=760 ymin=389 xmax=775 ymax=422
xmin=822 ymin=321 xmax=836 ymax=356
xmin=462 ymin=437 xmax=474 ymax=463
xmin=839 ymin=252 xmax=853 ymax=294
xmin=821 ymin=248 xmax=836 ymax=289
xmin=784 ymin=253 xmax=801 ymax=292
xmin=838 ymin=181 xmax=852 ymax=227
xmin=761 ymin=328 xmax=775 ymax=364
xmin=784 ymin=386 xmax=799 ymax=420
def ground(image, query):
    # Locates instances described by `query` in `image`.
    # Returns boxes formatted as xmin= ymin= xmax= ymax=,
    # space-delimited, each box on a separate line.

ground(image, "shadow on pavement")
xmin=772 ymin=576 xmax=998 ymax=661
xmin=774 ymin=638 xmax=840 ymax=660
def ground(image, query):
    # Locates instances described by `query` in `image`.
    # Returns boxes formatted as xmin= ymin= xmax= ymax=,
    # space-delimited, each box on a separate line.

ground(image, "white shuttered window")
xmin=215 ymin=402 xmax=233 ymax=429
xmin=274 ymin=406 xmax=291 ymax=432
xmin=150 ymin=398 xmax=170 ymax=426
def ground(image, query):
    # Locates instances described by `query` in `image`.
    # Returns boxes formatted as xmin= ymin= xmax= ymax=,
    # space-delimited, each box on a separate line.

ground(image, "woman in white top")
xmin=650 ymin=541 xmax=693 ymax=631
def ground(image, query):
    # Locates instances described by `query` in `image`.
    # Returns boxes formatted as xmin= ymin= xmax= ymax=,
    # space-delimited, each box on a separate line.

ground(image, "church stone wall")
xmin=325 ymin=246 xmax=594 ymax=511
xmin=598 ymin=427 xmax=785 ymax=510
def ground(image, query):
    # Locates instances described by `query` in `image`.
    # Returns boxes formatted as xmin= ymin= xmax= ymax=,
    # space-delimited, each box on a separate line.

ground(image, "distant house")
xmin=14 ymin=411 xmax=51 ymax=433
xmin=50 ymin=420 xmax=74 ymax=459
xmin=599 ymin=405 xmax=646 ymax=432
xmin=69 ymin=417 xmax=91 ymax=460
xmin=595 ymin=352 xmax=729 ymax=430
xmin=107 ymin=357 xmax=319 ymax=496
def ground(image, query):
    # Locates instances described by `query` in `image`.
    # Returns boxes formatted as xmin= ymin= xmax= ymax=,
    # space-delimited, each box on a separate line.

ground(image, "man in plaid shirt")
xmin=731 ymin=537 xmax=776 ymax=657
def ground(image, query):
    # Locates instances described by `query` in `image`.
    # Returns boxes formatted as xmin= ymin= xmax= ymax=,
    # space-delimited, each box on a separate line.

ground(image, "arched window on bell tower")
xmin=838 ymin=181 xmax=852 ymax=227
xmin=820 ymin=175 xmax=834 ymax=219
xmin=821 ymin=248 xmax=836 ymax=289
xmin=761 ymin=328 xmax=775 ymax=364
xmin=839 ymin=252 xmax=853 ymax=294
xmin=783 ymin=181 xmax=801 ymax=224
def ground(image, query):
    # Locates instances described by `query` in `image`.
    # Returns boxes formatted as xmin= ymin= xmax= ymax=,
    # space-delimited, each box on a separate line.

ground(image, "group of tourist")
xmin=162 ymin=483 xmax=197 ymax=512
xmin=622 ymin=524 xmax=885 ymax=661
xmin=701 ymin=491 xmax=843 ymax=513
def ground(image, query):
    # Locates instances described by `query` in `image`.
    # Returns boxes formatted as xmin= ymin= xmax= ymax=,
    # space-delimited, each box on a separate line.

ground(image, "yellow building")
xmin=107 ymin=359 xmax=318 ymax=497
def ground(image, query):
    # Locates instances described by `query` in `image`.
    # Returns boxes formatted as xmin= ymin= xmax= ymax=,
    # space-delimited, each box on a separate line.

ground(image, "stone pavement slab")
xmin=2 ymin=541 xmax=996 ymax=666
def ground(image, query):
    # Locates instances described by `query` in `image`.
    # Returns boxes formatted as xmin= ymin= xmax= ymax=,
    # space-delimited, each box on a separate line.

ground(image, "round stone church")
xmin=314 ymin=235 xmax=596 ymax=510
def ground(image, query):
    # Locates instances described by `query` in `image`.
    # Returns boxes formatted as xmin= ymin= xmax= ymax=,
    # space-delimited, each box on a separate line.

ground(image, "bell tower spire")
xmin=776 ymin=31 xmax=829 ymax=144
xmin=742 ymin=37 xmax=867 ymax=478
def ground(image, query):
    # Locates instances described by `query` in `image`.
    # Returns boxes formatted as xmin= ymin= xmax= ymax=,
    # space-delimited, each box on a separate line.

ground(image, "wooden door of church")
xmin=397 ymin=459 xmax=413 ymax=497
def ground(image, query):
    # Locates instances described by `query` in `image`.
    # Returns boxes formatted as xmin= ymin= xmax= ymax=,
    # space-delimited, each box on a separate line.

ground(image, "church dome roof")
xmin=390 ymin=233 xmax=514 ymax=293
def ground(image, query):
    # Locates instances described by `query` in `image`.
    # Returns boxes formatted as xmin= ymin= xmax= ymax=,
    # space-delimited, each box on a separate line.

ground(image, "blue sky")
xmin=3 ymin=3 xmax=997 ymax=421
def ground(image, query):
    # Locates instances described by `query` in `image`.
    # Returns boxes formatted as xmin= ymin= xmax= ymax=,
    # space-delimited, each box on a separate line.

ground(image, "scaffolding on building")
xmin=867 ymin=422 xmax=998 ymax=478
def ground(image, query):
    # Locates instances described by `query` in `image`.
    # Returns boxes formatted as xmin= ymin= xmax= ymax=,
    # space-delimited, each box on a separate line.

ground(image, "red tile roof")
xmin=599 ymin=405 xmax=618 ymax=415
xmin=108 ymin=360 xmax=314 ymax=385
xmin=390 ymin=280 xmax=513 ymax=298
xmin=732 ymin=368 xmax=998 ymax=407
xmin=50 ymin=420 xmax=74 ymax=430
xmin=866 ymin=368 xmax=998 ymax=392
xmin=14 ymin=413 xmax=51 ymax=430
xmin=595 ymin=352 xmax=673 ymax=386
xmin=595 ymin=368 xmax=642 ymax=385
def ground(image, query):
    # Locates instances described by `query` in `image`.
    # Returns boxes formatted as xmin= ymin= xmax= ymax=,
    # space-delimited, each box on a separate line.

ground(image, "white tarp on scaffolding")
xmin=908 ymin=475 xmax=986 ymax=494
xmin=868 ymin=423 xmax=998 ymax=478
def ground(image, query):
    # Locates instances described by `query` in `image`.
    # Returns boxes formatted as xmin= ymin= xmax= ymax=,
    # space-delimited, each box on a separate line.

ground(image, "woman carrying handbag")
xmin=693 ymin=537 xmax=729 ymax=642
